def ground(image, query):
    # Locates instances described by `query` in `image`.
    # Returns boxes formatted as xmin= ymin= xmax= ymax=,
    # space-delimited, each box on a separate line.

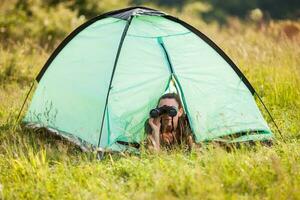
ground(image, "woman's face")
xmin=158 ymin=98 xmax=183 ymax=131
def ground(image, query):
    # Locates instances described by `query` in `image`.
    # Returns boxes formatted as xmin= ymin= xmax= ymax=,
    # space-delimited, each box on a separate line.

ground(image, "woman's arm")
xmin=186 ymin=134 xmax=201 ymax=151
xmin=187 ymin=134 xmax=195 ymax=151
xmin=146 ymin=132 xmax=160 ymax=152
xmin=146 ymin=117 xmax=161 ymax=152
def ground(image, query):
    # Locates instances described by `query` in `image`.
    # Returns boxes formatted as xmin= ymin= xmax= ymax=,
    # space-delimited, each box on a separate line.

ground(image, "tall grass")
xmin=0 ymin=2 xmax=300 ymax=199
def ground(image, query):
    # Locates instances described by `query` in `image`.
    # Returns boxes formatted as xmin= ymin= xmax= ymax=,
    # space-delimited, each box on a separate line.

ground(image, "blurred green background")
xmin=1 ymin=0 xmax=299 ymax=48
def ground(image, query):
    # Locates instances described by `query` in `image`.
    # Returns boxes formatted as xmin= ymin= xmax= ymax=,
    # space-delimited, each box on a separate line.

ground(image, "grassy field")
xmin=0 ymin=3 xmax=300 ymax=199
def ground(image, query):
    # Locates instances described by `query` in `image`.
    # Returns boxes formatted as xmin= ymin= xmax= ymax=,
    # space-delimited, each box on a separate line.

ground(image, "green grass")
xmin=0 ymin=5 xmax=300 ymax=199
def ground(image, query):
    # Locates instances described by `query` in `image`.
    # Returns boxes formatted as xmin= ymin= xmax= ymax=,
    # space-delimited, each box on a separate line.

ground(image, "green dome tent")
xmin=22 ymin=7 xmax=273 ymax=152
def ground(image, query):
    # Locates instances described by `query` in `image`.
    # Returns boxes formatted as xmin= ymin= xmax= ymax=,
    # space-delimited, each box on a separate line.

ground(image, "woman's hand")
xmin=148 ymin=117 xmax=161 ymax=151
xmin=148 ymin=117 xmax=161 ymax=134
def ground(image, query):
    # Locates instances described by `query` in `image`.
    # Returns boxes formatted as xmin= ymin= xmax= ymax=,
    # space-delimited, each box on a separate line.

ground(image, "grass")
xmin=0 ymin=7 xmax=300 ymax=199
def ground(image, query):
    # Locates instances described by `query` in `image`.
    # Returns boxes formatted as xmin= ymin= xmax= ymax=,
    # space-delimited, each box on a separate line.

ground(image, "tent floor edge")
xmin=21 ymin=122 xmax=95 ymax=152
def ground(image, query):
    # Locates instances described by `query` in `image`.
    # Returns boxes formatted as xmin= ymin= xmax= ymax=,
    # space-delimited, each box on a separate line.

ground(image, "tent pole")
xmin=255 ymin=92 xmax=283 ymax=140
xmin=15 ymin=80 xmax=35 ymax=125
xmin=97 ymin=16 xmax=133 ymax=150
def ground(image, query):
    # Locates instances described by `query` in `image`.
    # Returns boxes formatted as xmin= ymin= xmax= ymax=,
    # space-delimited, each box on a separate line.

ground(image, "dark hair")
xmin=145 ymin=93 xmax=192 ymax=145
xmin=158 ymin=92 xmax=183 ymax=109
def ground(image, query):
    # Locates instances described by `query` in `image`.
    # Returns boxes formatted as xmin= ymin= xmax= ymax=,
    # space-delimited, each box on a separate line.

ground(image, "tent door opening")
xmin=157 ymin=37 xmax=195 ymax=135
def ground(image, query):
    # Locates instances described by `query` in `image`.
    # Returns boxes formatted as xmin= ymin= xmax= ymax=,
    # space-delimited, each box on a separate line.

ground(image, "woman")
xmin=144 ymin=93 xmax=196 ymax=152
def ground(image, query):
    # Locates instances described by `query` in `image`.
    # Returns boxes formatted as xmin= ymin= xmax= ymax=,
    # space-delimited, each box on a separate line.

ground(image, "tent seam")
xmin=127 ymin=31 xmax=191 ymax=39
xmin=97 ymin=16 xmax=134 ymax=148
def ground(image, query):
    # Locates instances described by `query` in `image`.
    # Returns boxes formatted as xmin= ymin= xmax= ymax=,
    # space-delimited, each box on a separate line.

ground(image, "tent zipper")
xmin=157 ymin=37 xmax=174 ymax=74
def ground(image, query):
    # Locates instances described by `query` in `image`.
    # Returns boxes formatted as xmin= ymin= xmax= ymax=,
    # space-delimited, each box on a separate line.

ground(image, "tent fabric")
xmin=23 ymin=7 xmax=273 ymax=151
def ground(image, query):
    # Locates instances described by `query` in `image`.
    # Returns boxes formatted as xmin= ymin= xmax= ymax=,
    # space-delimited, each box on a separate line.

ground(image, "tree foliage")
xmin=132 ymin=0 xmax=300 ymax=23
xmin=201 ymin=0 xmax=300 ymax=23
